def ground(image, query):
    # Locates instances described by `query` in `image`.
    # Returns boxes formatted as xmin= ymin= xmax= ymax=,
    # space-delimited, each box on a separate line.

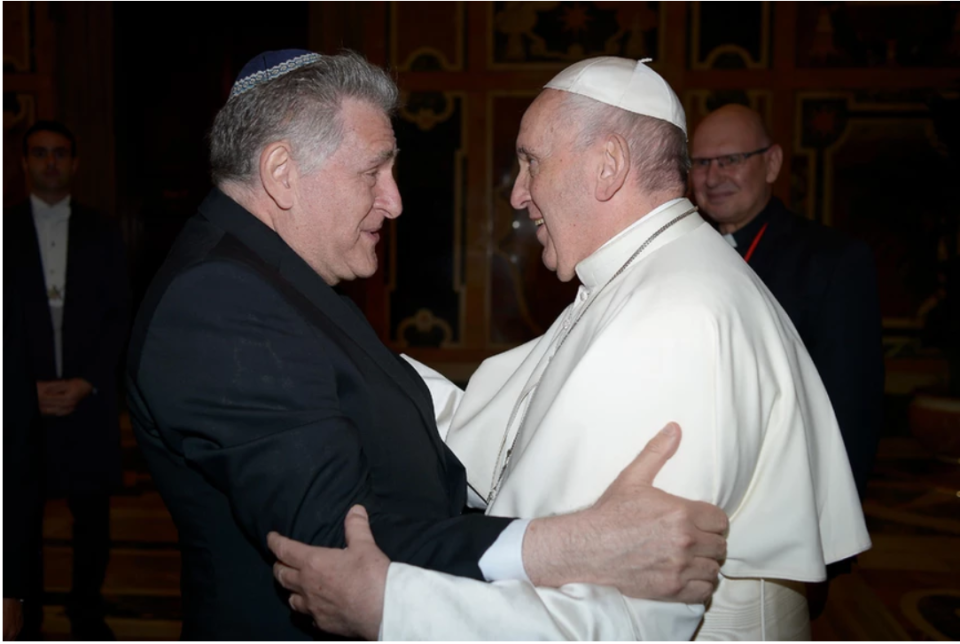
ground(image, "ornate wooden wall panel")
xmin=795 ymin=2 xmax=960 ymax=69
xmin=3 ymin=1 xmax=54 ymax=206
xmin=392 ymin=2 xmax=464 ymax=71
xmin=489 ymin=2 xmax=663 ymax=68
xmin=689 ymin=1 xmax=771 ymax=70
xmin=487 ymin=91 xmax=579 ymax=346
xmin=3 ymin=3 xmax=116 ymax=213
xmin=4 ymin=1 xmax=953 ymax=387
xmin=390 ymin=91 xmax=468 ymax=348
xmin=347 ymin=1 xmax=959 ymax=378
xmin=793 ymin=91 xmax=957 ymax=325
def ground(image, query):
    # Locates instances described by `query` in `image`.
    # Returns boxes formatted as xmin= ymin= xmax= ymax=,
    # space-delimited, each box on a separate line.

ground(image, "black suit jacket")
xmin=4 ymin=199 xmax=130 ymax=496
xmin=2 ymin=267 xmax=44 ymax=601
xmin=728 ymin=197 xmax=884 ymax=497
xmin=126 ymin=189 xmax=511 ymax=640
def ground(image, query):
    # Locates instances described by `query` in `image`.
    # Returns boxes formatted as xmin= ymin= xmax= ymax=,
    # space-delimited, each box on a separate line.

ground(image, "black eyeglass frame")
xmin=690 ymin=145 xmax=772 ymax=170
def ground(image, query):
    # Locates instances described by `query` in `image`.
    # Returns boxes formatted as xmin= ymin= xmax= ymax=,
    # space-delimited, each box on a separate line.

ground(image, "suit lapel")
xmin=62 ymin=204 xmax=93 ymax=375
xmin=7 ymin=202 xmax=57 ymax=377
xmin=278 ymin=256 xmax=446 ymax=461
xmin=200 ymin=190 xmax=445 ymax=461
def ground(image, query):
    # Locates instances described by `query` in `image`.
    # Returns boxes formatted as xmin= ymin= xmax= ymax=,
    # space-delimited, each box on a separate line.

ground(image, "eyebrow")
xmin=370 ymin=147 xmax=399 ymax=167
xmin=30 ymin=145 xmax=70 ymax=152
xmin=516 ymin=146 xmax=535 ymax=159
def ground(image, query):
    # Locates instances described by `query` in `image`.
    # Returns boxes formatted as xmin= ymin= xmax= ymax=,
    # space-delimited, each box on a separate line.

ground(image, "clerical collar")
xmin=30 ymin=193 xmax=71 ymax=218
xmin=728 ymin=198 xmax=774 ymax=254
xmin=575 ymin=197 xmax=692 ymax=290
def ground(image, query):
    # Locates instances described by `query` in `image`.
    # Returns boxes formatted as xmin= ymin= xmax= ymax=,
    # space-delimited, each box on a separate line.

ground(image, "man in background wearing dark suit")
xmin=690 ymin=105 xmax=885 ymax=617
xmin=691 ymin=105 xmax=884 ymax=500
xmin=5 ymin=120 xmax=131 ymax=640
xmin=126 ymin=50 xmax=728 ymax=640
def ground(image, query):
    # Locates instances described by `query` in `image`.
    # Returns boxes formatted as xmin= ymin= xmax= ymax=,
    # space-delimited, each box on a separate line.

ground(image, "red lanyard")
xmin=743 ymin=222 xmax=768 ymax=263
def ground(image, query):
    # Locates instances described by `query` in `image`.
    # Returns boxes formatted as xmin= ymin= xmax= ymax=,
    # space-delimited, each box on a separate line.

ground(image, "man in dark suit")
xmin=5 ymin=120 xmax=131 ymax=640
xmin=690 ymin=105 xmax=884 ymax=500
xmin=126 ymin=50 xmax=728 ymax=641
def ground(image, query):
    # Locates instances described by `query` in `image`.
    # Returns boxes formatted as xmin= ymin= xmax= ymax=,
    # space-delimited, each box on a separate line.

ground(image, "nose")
xmin=379 ymin=173 xmax=403 ymax=219
xmin=510 ymin=167 xmax=530 ymax=211
xmin=705 ymin=160 xmax=724 ymax=187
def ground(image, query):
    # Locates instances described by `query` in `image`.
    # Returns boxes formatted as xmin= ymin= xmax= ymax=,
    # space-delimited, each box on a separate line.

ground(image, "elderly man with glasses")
xmin=690 ymin=104 xmax=884 ymax=616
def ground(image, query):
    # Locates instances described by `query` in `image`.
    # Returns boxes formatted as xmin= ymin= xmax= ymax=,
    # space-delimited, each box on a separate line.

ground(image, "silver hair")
xmin=209 ymin=51 xmax=399 ymax=187
xmin=562 ymin=93 xmax=690 ymax=195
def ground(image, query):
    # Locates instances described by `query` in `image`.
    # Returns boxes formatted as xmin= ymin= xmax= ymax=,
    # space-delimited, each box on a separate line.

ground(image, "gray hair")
xmin=562 ymin=93 xmax=690 ymax=195
xmin=209 ymin=51 xmax=399 ymax=187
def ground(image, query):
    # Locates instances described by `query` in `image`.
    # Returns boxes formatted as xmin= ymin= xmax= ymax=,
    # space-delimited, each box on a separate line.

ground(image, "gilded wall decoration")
xmin=391 ymin=1 xmax=464 ymax=71
xmin=3 ymin=2 xmax=34 ymax=73
xmin=3 ymin=92 xmax=34 ymax=205
xmin=689 ymin=1 xmax=771 ymax=70
xmin=490 ymin=2 xmax=662 ymax=68
xmin=390 ymin=91 xmax=466 ymax=347
xmin=396 ymin=308 xmax=455 ymax=348
xmin=794 ymin=92 xmax=957 ymax=327
xmin=488 ymin=93 xmax=579 ymax=345
xmin=797 ymin=2 xmax=960 ymax=68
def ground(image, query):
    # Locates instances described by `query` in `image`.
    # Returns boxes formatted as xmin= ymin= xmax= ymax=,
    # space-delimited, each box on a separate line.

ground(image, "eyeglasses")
xmin=690 ymin=146 xmax=771 ymax=171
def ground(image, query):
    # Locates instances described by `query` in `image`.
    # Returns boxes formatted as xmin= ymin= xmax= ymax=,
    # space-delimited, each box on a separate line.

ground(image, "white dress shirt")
xmin=30 ymin=194 xmax=71 ymax=377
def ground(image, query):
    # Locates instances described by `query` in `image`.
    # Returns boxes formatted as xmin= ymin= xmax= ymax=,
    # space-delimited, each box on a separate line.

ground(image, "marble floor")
xmin=32 ymin=418 xmax=960 ymax=640
xmin=809 ymin=437 xmax=960 ymax=641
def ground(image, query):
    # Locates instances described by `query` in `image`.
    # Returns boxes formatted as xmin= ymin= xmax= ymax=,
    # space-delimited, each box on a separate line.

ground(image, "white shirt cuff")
xmin=477 ymin=518 xmax=531 ymax=582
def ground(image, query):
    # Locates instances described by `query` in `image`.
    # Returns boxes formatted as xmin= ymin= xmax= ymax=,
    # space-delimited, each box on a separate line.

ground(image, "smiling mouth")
xmin=533 ymin=218 xmax=545 ymax=227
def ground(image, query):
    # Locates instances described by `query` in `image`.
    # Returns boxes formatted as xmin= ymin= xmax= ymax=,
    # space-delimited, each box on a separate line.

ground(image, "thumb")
xmin=344 ymin=505 xmax=375 ymax=549
xmin=267 ymin=531 xmax=310 ymax=568
xmin=622 ymin=422 xmax=681 ymax=486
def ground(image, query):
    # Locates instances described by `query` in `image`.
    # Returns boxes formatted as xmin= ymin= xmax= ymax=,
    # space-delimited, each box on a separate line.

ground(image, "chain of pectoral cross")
xmin=486 ymin=206 xmax=698 ymax=506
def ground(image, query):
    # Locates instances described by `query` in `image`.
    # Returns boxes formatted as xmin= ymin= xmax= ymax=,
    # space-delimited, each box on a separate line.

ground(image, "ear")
xmin=260 ymin=141 xmax=296 ymax=210
xmin=596 ymin=134 xmax=630 ymax=202
xmin=764 ymin=143 xmax=783 ymax=185
xmin=70 ymin=157 xmax=80 ymax=174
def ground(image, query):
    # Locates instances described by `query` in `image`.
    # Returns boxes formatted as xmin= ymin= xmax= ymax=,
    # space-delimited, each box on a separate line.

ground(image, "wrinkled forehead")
xmin=525 ymin=90 xmax=568 ymax=123
xmin=339 ymin=99 xmax=397 ymax=147
xmin=27 ymin=130 xmax=72 ymax=150
xmin=518 ymin=90 xmax=572 ymax=145
xmin=692 ymin=113 xmax=766 ymax=156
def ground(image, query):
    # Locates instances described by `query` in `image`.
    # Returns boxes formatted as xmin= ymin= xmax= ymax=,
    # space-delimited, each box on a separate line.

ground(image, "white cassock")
xmin=386 ymin=198 xmax=871 ymax=640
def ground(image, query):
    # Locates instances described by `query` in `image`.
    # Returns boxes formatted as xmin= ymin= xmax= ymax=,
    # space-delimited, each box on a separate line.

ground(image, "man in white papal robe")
xmin=271 ymin=57 xmax=872 ymax=640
